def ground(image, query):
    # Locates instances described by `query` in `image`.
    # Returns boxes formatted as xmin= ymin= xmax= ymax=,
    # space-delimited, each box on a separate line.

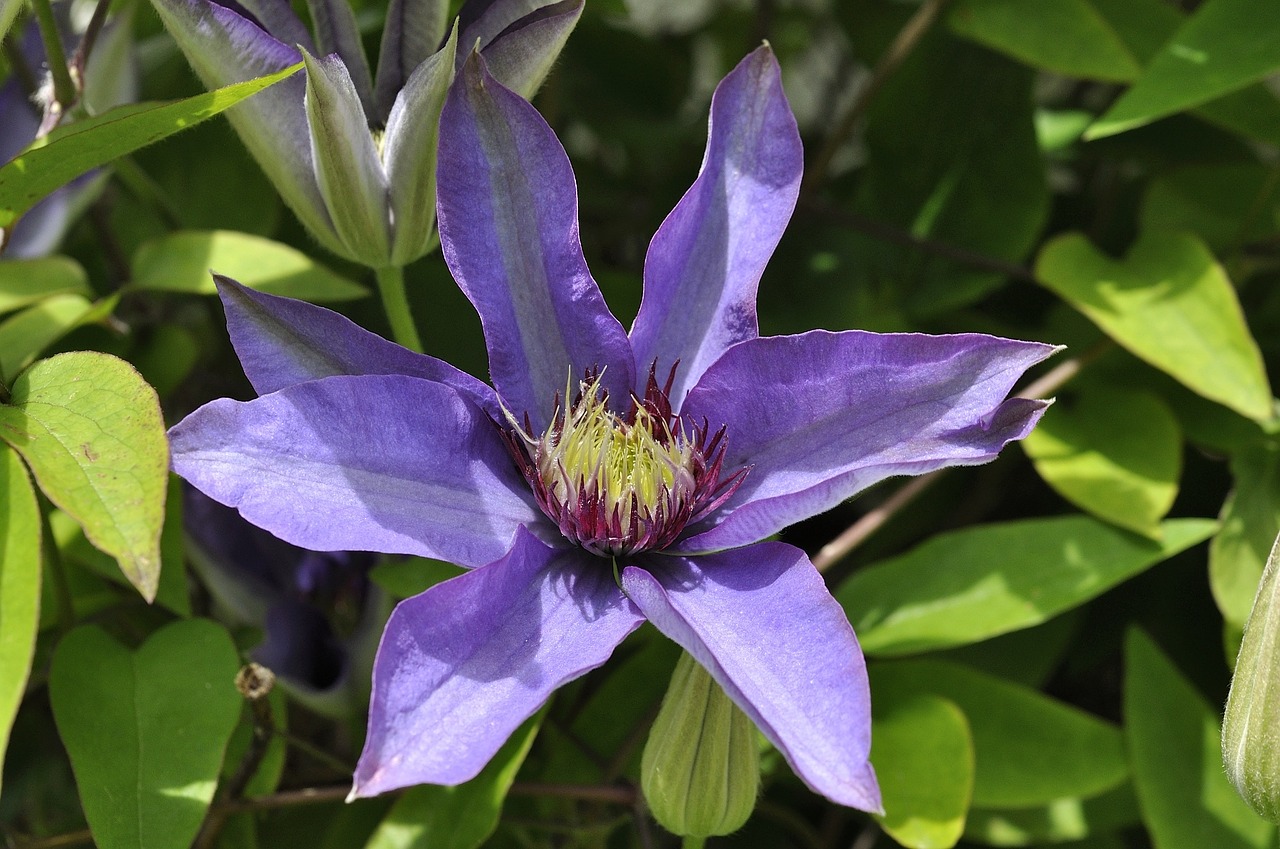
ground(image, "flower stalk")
xmin=374 ymin=265 xmax=422 ymax=352
xmin=29 ymin=0 xmax=76 ymax=115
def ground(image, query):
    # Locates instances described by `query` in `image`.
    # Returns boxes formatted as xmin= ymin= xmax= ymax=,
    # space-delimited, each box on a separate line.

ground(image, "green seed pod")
xmin=1224 ymin=531 xmax=1280 ymax=823
xmin=641 ymin=652 xmax=760 ymax=837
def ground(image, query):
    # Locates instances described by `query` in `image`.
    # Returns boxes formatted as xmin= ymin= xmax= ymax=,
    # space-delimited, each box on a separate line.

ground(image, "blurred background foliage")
xmin=4 ymin=0 xmax=1280 ymax=846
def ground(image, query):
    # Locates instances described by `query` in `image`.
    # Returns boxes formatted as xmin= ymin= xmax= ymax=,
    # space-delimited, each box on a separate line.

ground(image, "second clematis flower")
xmin=149 ymin=0 xmax=581 ymax=269
xmin=169 ymin=46 xmax=1057 ymax=811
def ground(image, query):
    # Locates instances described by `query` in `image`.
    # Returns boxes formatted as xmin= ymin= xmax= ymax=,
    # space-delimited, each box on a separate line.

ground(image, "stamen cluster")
xmin=503 ymin=366 xmax=747 ymax=557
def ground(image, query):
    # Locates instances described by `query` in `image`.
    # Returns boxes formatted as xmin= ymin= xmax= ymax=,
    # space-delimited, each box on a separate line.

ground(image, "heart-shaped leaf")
xmin=50 ymin=619 xmax=243 ymax=849
xmin=0 ymin=352 xmax=168 ymax=600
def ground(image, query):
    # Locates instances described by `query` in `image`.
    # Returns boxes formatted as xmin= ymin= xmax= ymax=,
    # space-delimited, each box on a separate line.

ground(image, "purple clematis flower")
xmin=169 ymin=46 xmax=1057 ymax=811
xmin=148 ymin=0 xmax=582 ymax=268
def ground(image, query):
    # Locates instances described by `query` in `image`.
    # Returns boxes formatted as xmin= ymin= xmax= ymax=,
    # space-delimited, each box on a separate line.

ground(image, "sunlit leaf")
xmin=964 ymin=782 xmax=1140 ymax=846
xmin=129 ymin=230 xmax=367 ymax=303
xmin=1023 ymin=386 xmax=1181 ymax=536
xmin=0 ymin=444 xmax=40 ymax=799
xmin=49 ymin=619 xmax=243 ymax=849
xmin=839 ymin=517 xmax=1215 ymax=655
xmin=872 ymin=692 xmax=974 ymax=849
xmin=0 ymin=63 xmax=303 ymax=228
xmin=0 ymin=257 xmax=91 ymax=315
xmin=0 ymin=352 xmax=168 ymax=601
xmin=1036 ymin=231 xmax=1272 ymax=422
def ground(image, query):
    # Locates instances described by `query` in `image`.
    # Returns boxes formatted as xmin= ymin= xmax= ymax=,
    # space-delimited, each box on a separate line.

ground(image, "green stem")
xmin=29 ymin=0 xmax=77 ymax=113
xmin=375 ymin=265 xmax=422 ymax=352
xmin=681 ymin=837 xmax=706 ymax=849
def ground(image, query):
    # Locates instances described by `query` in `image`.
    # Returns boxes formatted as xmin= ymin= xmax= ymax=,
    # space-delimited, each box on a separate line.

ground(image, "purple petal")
xmin=302 ymin=0 xmax=375 ymax=118
xmin=437 ymin=53 xmax=634 ymax=430
xmin=148 ymin=0 xmax=344 ymax=255
xmin=677 ymin=331 xmax=1058 ymax=552
xmin=461 ymin=0 xmax=583 ymax=99
xmin=374 ymin=0 xmax=448 ymax=119
xmin=234 ymin=0 xmax=314 ymax=54
xmin=302 ymin=50 xmax=391 ymax=264
xmin=628 ymin=45 xmax=801 ymax=408
xmin=352 ymin=528 xmax=643 ymax=795
xmin=215 ymin=275 xmax=499 ymax=418
xmin=621 ymin=544 xmax=882 ymax=812
xmin=169 ymin=374 xmax=541 ymax=567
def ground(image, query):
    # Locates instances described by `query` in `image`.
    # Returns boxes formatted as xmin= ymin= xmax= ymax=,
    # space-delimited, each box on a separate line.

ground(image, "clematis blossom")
xmin=148 ymin=0 xmax=582 ymax=267
xmin=169 ymin=46 xmax=1057 ymax=811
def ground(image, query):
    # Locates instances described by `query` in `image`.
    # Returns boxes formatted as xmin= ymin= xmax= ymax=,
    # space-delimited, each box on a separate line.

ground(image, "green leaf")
xmin=1211 ymin=446 xmax=1280 ymax=639
xmin=872 ymin=692 xmax=974 ymax=849
xmin=49 ymin=619 xmax=243 ymax=849
xmin=363 ymin=711 xmax=542 ymax=849
xmin=0 ymin=63 xmax=304 ymax=229
xmin=369 ymin=557 xmax=465 ymax=600
xmin=0 ymin=352 xmax=168 ymax=601
xmin=838 ymin=516 xmax=1216 ymax=656
xmin=1124 ymin=629 xmax=1274 ymax=848
xmin=0 ymin=294 xmax=95 ymax=384
xmin=872 ymin=660 xmax=1128 ymax=808
xmin=963 ymin=782 xmax=1140 ymax=846
xmin=1088 ymin=0 xmax=1280 ymax=139
xmin=0 ymin=257 xmax=92 ymax=315
xmin=0 ymin=0 xmax=22 ymax=43
xmin=948 ymin=0 xmax=1141 ymax=82
xmin=0 ymin=444 xmax=41 ymax=799
xmin=1035 ymin=231 xmax=1272 ymax=422
xmin=1022 ymin=386 xmax=1182 ymax=536
xmin=129 ymin=230 xmax=368 ymax=303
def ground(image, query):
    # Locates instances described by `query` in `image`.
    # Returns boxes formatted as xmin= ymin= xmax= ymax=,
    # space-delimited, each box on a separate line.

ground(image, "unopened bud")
xmin=641 ymin=652 xmax=759 ymax=837
xmin=1224 ymin=531 xmax=1280 ymax=823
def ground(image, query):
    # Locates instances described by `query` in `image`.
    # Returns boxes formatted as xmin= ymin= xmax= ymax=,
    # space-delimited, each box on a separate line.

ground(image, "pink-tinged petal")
xmin=169 ymin=374 xmax=540 ymax=567
xmin=352 ymin=528 xmax=643 ymax=795
xmin=234 ymin=0 xmax=314 ymax=54
xmin=677 ymin=331 xmax=1058 ymax=552
xmin=303 ymin=0 xmax=375 ymax=118
xmin=215 ymin=276 xmax=499 ymax=416
xmin=621 ymin=544 xmax=882 ymax=812
xmin=629 ymin=45 xmax=801 ymax=408
xmin=148 ymin=0 xmax=345 ymax=256
xmin=374 ymin=0 xmax=447 ymax=119
xmin=460 ymin=0 xmax=583 ymax=99
xmin=437 ymin=53 xmax=634 ymax=430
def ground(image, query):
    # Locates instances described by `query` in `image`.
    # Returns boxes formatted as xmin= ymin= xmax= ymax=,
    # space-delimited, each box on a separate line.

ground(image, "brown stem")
xmin=802 ymin=0 xmax=953 ymax=196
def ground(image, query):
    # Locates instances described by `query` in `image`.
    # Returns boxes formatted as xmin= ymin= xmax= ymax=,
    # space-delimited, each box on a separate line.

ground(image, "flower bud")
xmin=1223 ymin=531 xmax=1280 ymax=823
xmin=641 ymin=652 xmax=760 ymax=837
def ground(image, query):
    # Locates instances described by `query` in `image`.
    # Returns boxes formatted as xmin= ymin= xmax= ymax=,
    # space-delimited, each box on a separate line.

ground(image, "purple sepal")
xmin=215 ymin=275 xmax=499 ymax=418
xmin=676 ymin=331 xmax=1058 ymax=552
xmin=169 ymin=374 xmax=542 ymax=567
xmin=437 ymin=52 xmax=635 ymax=430
xmin=621 ymin=543 xmax=882 ymax=812
xmin=629 ymin=45 xmax=802 ymax=407
xmin=352 ymin=528 xmax=644 ymax=795
xmin=303 ymin=0 xmax=375 ymax=118
xmin=374 ymin=0 xmax=447 ymax=120
xmin=462 ymin=0 xmax=583 ymax=99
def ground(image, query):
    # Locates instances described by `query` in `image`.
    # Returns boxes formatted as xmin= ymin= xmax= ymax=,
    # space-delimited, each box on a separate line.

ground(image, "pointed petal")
xmin=437 ymin=53 xmax=634 ymax=428
xmin=169 ymin=374 xmax=541 ymax=567
xmin=352 ymin=529 xmax=642 ymax=795
xmin=677 ymin=331 xmax=1058 ymax=552
xmin=234 ymin=0 xmax=314 ymax=54
xmin=303 ymin=0 xmax=375 ymax=118
xmin=214 ymin=276 xmax=498 ymax=417
xmin=621 ymin=544 xmax=882 ymax=812
xmin=629 ymin=45 xmax=801 ymax=407
xmin=303 ymin=50 xmax=391 ymax=266
xmin=374 ymin=0 xmax=448 ymax=120
xmin=383 ymin=27 xmax=456 ymax=266
xmin=460 ymin=0 xmax=582 ymax=99
xmin=148 ymin=0 xmax=344 ymax=255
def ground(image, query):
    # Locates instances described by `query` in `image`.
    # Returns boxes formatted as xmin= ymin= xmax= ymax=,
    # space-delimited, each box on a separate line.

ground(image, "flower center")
xmin=503 ymin=366 xmax=747 ymax=557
